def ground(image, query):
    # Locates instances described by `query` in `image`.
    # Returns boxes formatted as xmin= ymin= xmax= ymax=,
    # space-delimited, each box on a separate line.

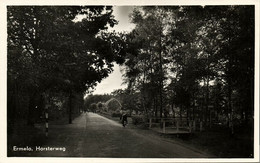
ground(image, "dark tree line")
xmin=117 ymin=6 xmax=254 ymax=133
xmin=7 ymin=6 xmax=126 ymax=128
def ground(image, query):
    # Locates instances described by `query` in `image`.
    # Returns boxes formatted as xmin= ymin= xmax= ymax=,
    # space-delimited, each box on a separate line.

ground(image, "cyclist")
xmin=120 ymin=113 xmax=128 ymax=127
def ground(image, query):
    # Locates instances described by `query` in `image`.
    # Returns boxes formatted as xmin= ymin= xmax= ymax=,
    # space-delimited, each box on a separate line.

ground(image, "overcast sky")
xmin=91 ymin=6 xmax=135 ymax=95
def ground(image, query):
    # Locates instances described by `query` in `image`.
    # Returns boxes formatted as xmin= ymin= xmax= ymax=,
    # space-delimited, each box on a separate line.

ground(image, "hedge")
xmin=131 ymin=115 xmax=146 ymax=125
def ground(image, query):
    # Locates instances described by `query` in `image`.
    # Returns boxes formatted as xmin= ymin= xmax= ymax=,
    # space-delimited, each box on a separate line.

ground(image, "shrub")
xmin=132 ymin=115 xmax=145 ymax=125
xmin=111 ymin=112 xmax=121 ymax=117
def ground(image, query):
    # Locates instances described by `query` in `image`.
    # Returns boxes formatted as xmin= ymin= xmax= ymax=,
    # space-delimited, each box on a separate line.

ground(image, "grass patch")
xmin=175 ymin=126 xmax=254 ymax=158
xmin=7 ymin=120 xmax=46 ymax=157
xmin=7 ymin=113 xmax=81 ymax=157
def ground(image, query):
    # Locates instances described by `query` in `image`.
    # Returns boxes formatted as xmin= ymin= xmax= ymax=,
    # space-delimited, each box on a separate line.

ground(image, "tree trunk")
xmin=154 ymin=98 xmax=157 ymax=118
xmin=171 ymin=102 xmax=175 ymax=118
xmin=27 ymin=91 xmax=37 ymax=126
xmin=227 ymin=77 xmax=234 ymax=136
xmin=9 ymin=80 xmax=19 ymax=123
xmin=7 ymin=80 xmax=19 ymax=134
xmin=192 ymin=100 xmax=195 ymax=121
xmin=206 ymin=77 xmax=210 ymax=128
xmin=69 ymin=90 xmax=73 ymax=124
xmin=186 ymin=105 xmax=189 ymax=124
xmin=180 ymin=105 xmax=183 ymax=121
xmin=158 ymin=13 xmax=164 ymax=118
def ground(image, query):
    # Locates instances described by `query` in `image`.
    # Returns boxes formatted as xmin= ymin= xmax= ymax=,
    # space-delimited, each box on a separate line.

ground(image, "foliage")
xmin=131 ymin=115 xmax=146 ymax=125
xmin=111 ymin=112 xmax=122 ymax=117
xmin=84 ymin=94 xmax=112 ymax=111
xmin=121 ymin=6 xmax=254 ymax=133
xmin=106 ymin=98 xmax=122 ymax=111
xmin=111 ymin=89 xmax=141 ymax=114
xmin=7 ymin=6 xmax=126 ymax=125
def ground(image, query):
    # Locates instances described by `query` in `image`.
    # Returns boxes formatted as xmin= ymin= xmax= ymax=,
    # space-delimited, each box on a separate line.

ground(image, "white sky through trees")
xmin=91 ymin=6 xmax=135 ymax=95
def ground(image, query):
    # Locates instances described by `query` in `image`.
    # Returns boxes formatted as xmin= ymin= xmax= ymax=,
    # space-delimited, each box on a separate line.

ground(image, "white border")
xmin=0 ymin=0 xmax=7 ymax=161
xmin=254 ymin=0 xmax=260 ymax=162
xmin=1 ymin=0 xmax=260 ymax=5
xmin=0 ymin=0 xmax=259 ymax=163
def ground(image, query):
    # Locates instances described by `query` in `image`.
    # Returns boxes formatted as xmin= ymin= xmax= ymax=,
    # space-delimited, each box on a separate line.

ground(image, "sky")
xmin=91 ymin=64 xmax=126 ymax=95
xmin=90 ymin=6 xmax=135 ymax=95
xmin=108 ymin=6 xmax=135 ymax=32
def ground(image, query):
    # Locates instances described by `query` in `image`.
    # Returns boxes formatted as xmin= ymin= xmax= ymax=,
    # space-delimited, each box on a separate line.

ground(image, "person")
xmin=120 ymin=113 xmax=128 ymax=127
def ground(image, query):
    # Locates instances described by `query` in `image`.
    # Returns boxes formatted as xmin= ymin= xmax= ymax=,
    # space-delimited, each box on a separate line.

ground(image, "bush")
xmin=111 ymin=112 xmax=121 ymax=117
xmin=132 ymin=115 xmax=145 ymax=125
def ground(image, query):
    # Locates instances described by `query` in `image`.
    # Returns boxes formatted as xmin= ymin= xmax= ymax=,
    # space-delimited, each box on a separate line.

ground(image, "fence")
xmin=148 ymin=117 xmax=204 ymax=134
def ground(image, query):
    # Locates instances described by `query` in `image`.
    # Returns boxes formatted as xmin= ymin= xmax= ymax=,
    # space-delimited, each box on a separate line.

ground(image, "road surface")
xmin=31 ymin=112 xmax=211 ymax=158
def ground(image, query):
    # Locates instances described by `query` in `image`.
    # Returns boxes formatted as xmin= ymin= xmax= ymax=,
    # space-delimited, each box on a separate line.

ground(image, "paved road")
xmin=32 ymin=112 xmax=211 ymax=158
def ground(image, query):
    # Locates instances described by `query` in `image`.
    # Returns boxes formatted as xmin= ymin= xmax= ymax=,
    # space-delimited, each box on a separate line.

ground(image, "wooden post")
xmin=149 ymin=118 xmax=152 ymax=128
xmin=163 ymin=120 xmax=166 ymax=133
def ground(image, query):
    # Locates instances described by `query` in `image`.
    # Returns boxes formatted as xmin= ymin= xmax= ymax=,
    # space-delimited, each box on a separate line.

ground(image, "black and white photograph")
xmin=1 ymin=0 xmax=259 ymax=162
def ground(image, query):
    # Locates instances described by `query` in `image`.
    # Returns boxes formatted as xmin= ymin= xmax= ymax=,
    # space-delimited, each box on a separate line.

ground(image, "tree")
xmin=123 ymin=6 xmax=175 ymax=117
xmin=84 ymin=94 xmax=112 ymax=111
xmin=121 ymin=6 xmax=254 ymax=135
xmin=166 ymin=6 xmax=254 ymax=132
xmin=7 ymin=6 xmax=126 ymax=125
xmin=213 ymin=6 xmax=254 ymax=134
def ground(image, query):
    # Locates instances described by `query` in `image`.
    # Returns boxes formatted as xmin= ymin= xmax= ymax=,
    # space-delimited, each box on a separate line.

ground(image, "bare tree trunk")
xmin=158 ymin=11 xmax=164 ymax=118
xmin=171 ymin=102 xmax=175 ymax=118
